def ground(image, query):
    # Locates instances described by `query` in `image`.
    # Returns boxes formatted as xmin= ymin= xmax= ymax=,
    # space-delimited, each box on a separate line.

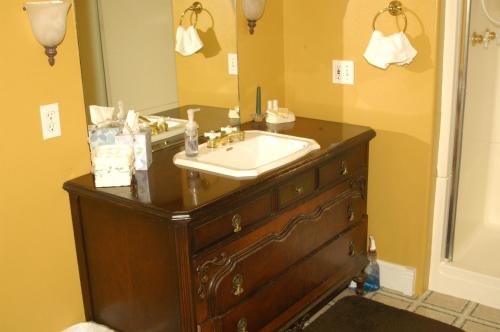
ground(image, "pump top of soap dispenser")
xmin=186 ymin=108 xmax=200 ymax=133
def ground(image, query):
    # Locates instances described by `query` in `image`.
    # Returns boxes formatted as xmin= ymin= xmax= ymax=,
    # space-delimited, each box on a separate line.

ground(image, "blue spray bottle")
xmin=364 ymin=235 xmax=380 ymax=292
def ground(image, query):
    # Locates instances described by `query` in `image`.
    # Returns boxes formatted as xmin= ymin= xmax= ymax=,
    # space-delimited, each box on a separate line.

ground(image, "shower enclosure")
xmin=430 ymin=0 xmax=500 ymax=309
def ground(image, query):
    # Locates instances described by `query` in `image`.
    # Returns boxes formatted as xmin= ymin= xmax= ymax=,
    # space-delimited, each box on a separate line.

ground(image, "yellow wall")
xmin=237 ymin=0 xmax=285 ymax=122
xmin=174 ymin=0 xmax=239 ymax=108
xmin=0 ymin=1 xmax=89 ymax=331
xmin=239 ymin=0 xmax=441 ymax=293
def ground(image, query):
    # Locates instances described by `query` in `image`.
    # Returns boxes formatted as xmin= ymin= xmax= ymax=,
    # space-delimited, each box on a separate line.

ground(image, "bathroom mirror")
xmin=74 ymin=0 xmax=239 ymax=121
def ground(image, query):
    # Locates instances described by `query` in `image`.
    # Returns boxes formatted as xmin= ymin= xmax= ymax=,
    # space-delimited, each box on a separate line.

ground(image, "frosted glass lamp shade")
xmin=23 ymin=1 xmax=71 ymax=66
xmin=242 ymin=0 xmax=267 ymax=34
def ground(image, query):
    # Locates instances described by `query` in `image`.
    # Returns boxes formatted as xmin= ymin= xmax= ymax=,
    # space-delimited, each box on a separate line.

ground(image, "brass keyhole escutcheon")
xmin=349 ymin=241 xmax=357 ymax=257
xmin=341 ymin=160 xmax=349 ymax=176
xmin=232 ymin=214 xmax=242 ymax=233
xmin=237 ymin=318 xmax=248 ymax=332
xmin=232 ymin=274 xmax=244 ymax=296
xmin=348 ymin=205 xmax=355 ymax=222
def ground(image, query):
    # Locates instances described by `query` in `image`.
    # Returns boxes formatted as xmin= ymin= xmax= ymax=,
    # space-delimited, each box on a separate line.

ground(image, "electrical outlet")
xmin=40 ymin=103 xmax=61 ymax=140
xmin=228 ymin=53 xmax=238 ymax=76
xmin=333 ymin=60 xmax=355 ymax=85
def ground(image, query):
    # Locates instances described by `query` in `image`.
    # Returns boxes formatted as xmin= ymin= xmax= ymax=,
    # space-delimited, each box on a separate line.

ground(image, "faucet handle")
xmin=204 ymin=131 xmax=221 ymax=140
xmin=220 ymin=126 xmax=237 ymax=134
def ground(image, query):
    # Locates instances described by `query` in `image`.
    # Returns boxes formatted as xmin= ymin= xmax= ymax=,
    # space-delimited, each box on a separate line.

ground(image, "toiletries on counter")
xmin=364 ymin=235 xmax=381 ymax=292
xmin=185 ymin=108 xmax=200 ymax=156
xmin=265 ymin=99 xmax=296 ymax=124
xmin=87 ymin=106 xmax=154 ymax=188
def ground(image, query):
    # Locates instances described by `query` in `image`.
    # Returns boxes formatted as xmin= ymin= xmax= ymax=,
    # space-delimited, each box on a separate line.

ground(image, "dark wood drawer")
xmin=191 ymin=193 xmax=273 ymax=252
xmin=192 ymin=177 xmax=367 ymax=323
xmin=278 ymin=169 xmax=316 ymax=209
xmin=319 ymin=144 xmax=368 ymax=188
xmin=198 ymin=220 xmax=368 ymax=332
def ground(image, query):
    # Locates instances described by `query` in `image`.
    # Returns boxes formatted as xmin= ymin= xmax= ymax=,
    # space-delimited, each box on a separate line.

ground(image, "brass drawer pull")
xmin=237 ymin=318 xmax=248 ymax=332
xmin=232 ymin=214 xmax=242 ymax=233
xmin=341 ymin=160 xmax=349 ymax=176
xmin=232 ymin=274 xmax=245 ymax=296
xmin=349 ymin=241 xmax=357 ymax=257
xmin=347 ymin=205 xmax=355 ymax=222
xmin=295 ymin=185 xmax=304 ymax=195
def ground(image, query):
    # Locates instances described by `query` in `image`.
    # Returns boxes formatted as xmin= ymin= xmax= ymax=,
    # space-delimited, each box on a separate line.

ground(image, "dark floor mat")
xmin=305 ymin=296 xmax=464 ymax=332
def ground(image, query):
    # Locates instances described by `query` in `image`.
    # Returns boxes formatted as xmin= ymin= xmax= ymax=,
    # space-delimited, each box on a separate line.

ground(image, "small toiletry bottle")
xmin=185 ymin=109 xmax=200 ymax=157
xmin=363 ymin=235 xmax=380 ymax=292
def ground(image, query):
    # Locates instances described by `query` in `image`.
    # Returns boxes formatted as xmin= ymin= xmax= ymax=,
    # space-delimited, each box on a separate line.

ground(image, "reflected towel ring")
xmin=372 ymin=1 xmax=408 ymax=33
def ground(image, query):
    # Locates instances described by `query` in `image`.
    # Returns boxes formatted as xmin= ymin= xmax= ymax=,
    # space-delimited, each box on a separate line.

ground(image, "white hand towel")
xmin=175 ymin=26 xmax=203 ymax=56
xmin=363 ymin=30 xmax=417 ymax=69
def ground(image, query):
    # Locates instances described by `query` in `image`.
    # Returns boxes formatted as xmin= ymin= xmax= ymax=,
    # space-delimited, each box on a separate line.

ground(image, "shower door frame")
xmin=444 ymin=0 xmax=472 ymax=261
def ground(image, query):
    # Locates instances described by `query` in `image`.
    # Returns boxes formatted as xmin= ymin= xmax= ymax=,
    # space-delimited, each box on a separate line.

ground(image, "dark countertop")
xmin=64 ymin=106 xmax=375 ymax=221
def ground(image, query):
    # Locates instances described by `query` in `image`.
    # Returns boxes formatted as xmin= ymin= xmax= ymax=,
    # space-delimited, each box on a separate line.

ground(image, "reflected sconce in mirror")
xmin=23 ymin=1 xmax=71 ymax=66
xmin=242 ymin=0 xmax=267 ymax=34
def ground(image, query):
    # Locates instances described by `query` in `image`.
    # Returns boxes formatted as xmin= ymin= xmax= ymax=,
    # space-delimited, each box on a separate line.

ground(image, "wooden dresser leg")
xmin=352 ymin=273 xmax=367 ymax=296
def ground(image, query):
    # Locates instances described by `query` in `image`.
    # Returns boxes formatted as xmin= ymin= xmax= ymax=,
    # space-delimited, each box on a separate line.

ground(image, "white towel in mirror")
xmin=363 ymin=30 xmax=417 ymax=69
xmin=175 ymin=26 xmax=203 ymax=56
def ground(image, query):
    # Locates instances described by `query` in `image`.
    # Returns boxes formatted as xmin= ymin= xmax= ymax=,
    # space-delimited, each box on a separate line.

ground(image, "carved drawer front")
xmin=198 ymin=221 xmax=368 ymax=332
xmin=192 ymin=178 xmax=367 ymax=323
xmin=278 ymin=169 xmax=317 ymax=209
xmin=319 ymin=144 xmax=368 ymax=188
xmin=192 ymin=193 xmax=273 ymax=251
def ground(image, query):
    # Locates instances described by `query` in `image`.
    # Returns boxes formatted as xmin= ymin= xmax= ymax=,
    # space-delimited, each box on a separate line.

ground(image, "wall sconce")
xmin=242 ymin=0 xmax=267 ymax=34
xmin=23 ymin=1 xmax=71 ymax=66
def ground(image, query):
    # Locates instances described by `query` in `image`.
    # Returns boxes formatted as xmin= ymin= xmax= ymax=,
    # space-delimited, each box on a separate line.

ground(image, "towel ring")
xmin=179 ymin=2 xmax=204 ymax=27
xmin=372 ymin=1 xmax=408 ymax=33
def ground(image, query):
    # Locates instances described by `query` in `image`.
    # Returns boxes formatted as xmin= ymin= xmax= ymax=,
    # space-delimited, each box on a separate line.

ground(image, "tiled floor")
xmin=307 ymin=288 xmax=500 ymax=331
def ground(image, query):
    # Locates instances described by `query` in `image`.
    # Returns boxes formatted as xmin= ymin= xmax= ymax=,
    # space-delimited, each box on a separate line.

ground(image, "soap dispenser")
xmin=185 ymin=108 xmax=200 ymax=157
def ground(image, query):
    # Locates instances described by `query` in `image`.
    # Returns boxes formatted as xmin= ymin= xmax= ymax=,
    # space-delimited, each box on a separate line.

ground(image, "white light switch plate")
xmin=228 ymin=53 xmax=238 ymax=76
xmin=333 ymin=60 xmax=355 ymax=85
xmin=40 ymin=103 xmax=61 ymax=140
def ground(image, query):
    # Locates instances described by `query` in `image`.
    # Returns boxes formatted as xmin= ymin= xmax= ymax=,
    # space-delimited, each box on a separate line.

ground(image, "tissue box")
xmin=88 ymin=126 xmax=122 ymax=150
xmin=115 ymin=129 xmax=153 ymax=171
xmin=92 ymin=144 xmax=134 ymax=188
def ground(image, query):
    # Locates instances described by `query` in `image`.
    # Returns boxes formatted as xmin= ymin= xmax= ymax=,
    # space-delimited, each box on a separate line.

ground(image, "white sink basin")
xmin=173 ymin=130 xmax=320 ymax=179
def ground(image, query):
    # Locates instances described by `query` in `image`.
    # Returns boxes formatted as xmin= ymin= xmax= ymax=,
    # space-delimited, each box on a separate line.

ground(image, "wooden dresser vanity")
xmin=64 ymin=113 xmax=375 ymax=332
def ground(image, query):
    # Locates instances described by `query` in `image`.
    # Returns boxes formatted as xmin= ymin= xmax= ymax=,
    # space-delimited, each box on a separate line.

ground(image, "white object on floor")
xmin=363 ymin=30 xmax=417 ymax=69
xmin=62 ymin=322 xmax=115 ymax=332
xmin=175 ymin=26 xmax=203 ymax=56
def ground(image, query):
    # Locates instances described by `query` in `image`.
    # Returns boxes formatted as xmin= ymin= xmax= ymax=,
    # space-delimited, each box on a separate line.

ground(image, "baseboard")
xmin=379 ymin=260 xmax=416 ymax=297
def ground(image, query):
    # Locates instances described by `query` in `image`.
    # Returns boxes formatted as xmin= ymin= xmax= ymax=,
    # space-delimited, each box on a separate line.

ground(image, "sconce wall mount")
xmin=23 ymin=0 xmax=71 ymax=66
xmin=242 ymin=0 xmax=267 ymax=34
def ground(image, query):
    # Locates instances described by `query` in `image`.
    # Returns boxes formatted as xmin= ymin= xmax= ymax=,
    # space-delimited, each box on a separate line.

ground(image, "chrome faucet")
xmin=204 ymin=126 xmax=245 ymax=148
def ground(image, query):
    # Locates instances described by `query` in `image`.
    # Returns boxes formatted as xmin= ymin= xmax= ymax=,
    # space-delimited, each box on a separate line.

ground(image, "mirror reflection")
xmin=74 ymin=0 xmax=239 ymax=122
